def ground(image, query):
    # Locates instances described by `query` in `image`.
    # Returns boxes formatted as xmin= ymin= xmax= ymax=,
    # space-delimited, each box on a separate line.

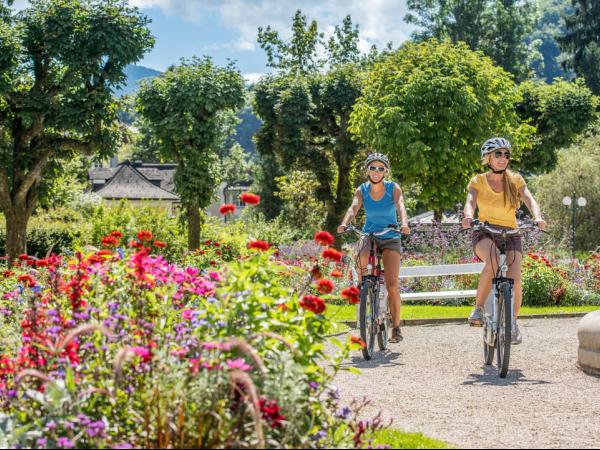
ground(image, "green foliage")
xmin=258 ymin=10 xmax=324 ymax=75
xmin=522 ymin=254 xmax=568 ymax=306
xmin=529 ymin=125 xmax=600 ymax=250
xmin=0 ymin=0 xmax=154 ymax=259
xmin=136 ymin=56 xmax=245 ymax=249
xmin=220 ymin=143 xmax=255 ymax=187
xmin=517 ymin=78 xmax=597 ymax=173
xmin=275 ymin=171 xmax=326 ymax=232
xmin=405 ymin=0 xmax=537 ymax=80
xmin=254 ymin=13 xmax=366 ymax=237
xmin=558 ymin=0 xmax=600 ymax=95
xmin=349 ymin=39 xmax=533 ymax=216
xmin=529 ymin=0 xmax=571 ymax=82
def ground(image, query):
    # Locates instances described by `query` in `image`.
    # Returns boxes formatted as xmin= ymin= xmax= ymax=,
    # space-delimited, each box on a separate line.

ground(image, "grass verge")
xmin=326 ymin=304 xmax=599 ymax=323
xmin=371 ymin=428 xmax=451 ymax=448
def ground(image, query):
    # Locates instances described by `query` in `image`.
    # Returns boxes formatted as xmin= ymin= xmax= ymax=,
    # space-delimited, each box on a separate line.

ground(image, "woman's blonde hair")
xmin=482 ymin=154 xmax=520 ymax=209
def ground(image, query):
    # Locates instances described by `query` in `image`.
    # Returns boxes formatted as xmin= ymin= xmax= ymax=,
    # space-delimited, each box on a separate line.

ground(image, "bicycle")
xmin=342 ymin=224 xmax=401 ymax=360
xmin=470 ymin=220 xmax=541 ymax=378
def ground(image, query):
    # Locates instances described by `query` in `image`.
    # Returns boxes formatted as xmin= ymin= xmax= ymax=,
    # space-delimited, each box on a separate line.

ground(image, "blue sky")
xmin=128 ymin=0 xmax=417 ymax=82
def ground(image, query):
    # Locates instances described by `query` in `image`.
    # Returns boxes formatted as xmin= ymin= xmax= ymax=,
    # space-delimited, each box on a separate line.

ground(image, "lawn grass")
xmin=325 ymin=303 xmax=599 ymax=322
xmin=371 ymin=428 xmax=451 ymax=448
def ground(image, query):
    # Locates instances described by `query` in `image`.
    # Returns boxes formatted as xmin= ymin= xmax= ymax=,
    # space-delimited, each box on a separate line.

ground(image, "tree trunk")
xmin=187 ymin=201 xmax=201 ymax=251
xmin=5 ymin=207 xmax=30 ymax=262
xmin=433 ymin=209 xmax=443 ymax=223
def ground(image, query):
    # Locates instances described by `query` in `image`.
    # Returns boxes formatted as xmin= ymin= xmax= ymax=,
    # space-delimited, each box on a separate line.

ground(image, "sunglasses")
xmin=368 ymin=166 xmax=386 ymax=173
xmin=493 ymin=151 xmax=511 ymax=160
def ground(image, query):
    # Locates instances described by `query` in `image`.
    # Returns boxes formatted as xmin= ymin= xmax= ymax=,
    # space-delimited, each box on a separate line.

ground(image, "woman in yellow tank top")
xmin=462 ymin=137 xmax=546 ymax=345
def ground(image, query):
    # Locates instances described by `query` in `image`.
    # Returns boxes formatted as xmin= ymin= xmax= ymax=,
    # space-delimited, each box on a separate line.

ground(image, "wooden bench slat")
xmin=399 ymin=263 xmax=484 ymax=278
xmin=401 ymin=290 xmax=477 ymax=301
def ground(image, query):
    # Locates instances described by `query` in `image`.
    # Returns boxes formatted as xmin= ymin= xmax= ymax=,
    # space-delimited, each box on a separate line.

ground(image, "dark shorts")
xmin=358 ymin=235 xmax=402 ymax=255
xmin=472 ymin=226 xmax=522 ymax=255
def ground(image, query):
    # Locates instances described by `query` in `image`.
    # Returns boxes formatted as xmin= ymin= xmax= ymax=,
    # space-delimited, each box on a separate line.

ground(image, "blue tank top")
xmin=361 ymin=181 xmax=399 ymax=240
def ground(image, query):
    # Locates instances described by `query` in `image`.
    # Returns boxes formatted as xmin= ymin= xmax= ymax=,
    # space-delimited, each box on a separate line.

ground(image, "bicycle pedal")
xmin=469 ymin=321 xmax=483 ymax=327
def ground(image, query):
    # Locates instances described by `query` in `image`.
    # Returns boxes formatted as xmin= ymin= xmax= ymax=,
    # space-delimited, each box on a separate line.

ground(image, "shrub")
xmin=522 ymin=253 xmax=568 ymax=306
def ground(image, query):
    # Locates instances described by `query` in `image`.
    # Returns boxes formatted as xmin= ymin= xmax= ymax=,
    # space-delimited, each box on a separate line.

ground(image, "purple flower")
xmin=112 ymin=443 xmax=134 ymax=449
xmin=57 ymin=437 xmax=74 ymax=449
xmin=45 ymin=420 xmax=57 ymax=430
xmin=36 ymin=438 xmax=47 ymax=447
xmin=336 ymin=406 xmax=352 ymax=420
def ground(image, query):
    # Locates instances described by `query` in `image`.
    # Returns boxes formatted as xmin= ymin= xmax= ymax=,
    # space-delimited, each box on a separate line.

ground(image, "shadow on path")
xmin=341 ymin=350 xmax=405 ymax=369
xmin=462 ymin=366 xmax=551 ymax=386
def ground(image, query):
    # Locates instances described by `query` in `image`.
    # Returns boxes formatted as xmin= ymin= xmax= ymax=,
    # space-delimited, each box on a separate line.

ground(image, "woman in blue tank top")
xmin=338 ymin=153 xmax=410 ymax=343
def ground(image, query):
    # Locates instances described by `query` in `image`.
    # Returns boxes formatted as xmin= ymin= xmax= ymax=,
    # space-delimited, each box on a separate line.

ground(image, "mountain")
xmin=116 ymin=65 xmax=162 ymax=97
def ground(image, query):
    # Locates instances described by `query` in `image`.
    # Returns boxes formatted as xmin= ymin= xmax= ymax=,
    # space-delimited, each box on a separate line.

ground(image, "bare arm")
xmin=462 ymin=187 xmax=477 ymax=228
xmin=337 ymin=188 xmax=363 ymax=233
xmin=519 ymin=185 xmax=546 ymax=230
xmin=393 ymin=183 xmax=410 ymax=234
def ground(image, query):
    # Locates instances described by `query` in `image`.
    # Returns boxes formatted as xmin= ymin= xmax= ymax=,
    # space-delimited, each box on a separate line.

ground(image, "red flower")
xmin=331 ymin=269 xmax=343 ymax=278
xmin=2 ymin=270 xmax=14 ymax=278
xmin=18 ymin=254 xmax=29 ymax=261
xmin=153 ymin=241 xmax=167 ymax=248
xmin=314 ymin=231 xmax=334 ymax=246
xmin=322 ymin=248 xmax=343 ymax=262
xmin=259 ymin=397 xmax=286 ymax=428
xmin=239 ymin=193 xmax=260 ymax=205
xmin=299 ymin=295 xmax=326 ymax=314
xmin=350 ymin=336 xmax=366 ymax=348
xmin=17 ymin=274 xmax=36 ymax=288
xmin=219 ymin=204 xmax=236 ymax=215
xmin=310 ymin=265 xmax=323 ymax=280
xmin=101 ymin=235 xmax=119 ymax=247
xmin=137 ymin=230 xmax=153 ymax=242
xmin=96 ymin=249 xmax=113 ymax=256
xmin=316 ymin=279 xmax=334 ymax=294
xmin=248 ymin=240 xmax=270 ymax=251
xmin=35 ymin=259 xmax=48 ymax=267
xmin=110 ymin=230 xmax=123 ymax=239
xmin=129 ymin=240 xmax=143 ymax=249
xmin=341 ymin=286 xmax=360 ymax=304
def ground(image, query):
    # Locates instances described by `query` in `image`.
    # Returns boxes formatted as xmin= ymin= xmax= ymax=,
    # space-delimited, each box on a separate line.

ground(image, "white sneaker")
xmin=511 ymin=320 xmax=522 ymax=345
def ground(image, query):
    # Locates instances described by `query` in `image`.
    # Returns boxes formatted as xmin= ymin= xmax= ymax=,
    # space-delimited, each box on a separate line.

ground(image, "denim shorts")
xmin=358 ymin=235 xmax=402 ymax=255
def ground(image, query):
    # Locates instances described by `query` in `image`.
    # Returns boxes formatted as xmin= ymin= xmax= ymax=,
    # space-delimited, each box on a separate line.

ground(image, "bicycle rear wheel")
xmin=377 ymin=290 xmax=390 ymax=351
xmin=359 ymin=280 xmax=377 ymax=360
xmin=496 ymin=282 xmax=512 ymax=378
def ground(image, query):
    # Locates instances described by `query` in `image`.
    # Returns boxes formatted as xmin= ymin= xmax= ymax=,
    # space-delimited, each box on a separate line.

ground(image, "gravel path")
xmin=331 ymin=318 xmax=600 ymax=449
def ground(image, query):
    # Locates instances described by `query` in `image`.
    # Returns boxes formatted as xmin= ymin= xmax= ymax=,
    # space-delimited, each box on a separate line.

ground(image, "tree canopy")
xmin=136 ymin=57 xmax=245 ymax=250
xmin=0 ymin=0 xmax=153 ymax=260
xmin=349 ymin=39 xmax=534 ymax=217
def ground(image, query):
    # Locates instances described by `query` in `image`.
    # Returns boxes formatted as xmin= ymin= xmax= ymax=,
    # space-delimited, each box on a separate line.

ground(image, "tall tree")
xmin=254 ymin=12 xmax=365 ymax=242
xmin=405 ymin=0 xmax=537 ymax=80
xmin=517 ymin=78 xmax=597 ymax=173
xmin=558 ymin=0 xmax=600 ymax=95
xmin=0 ymin=0 xmax=153 ymax=260
xmin=136 ymin=57 xmax=245 ymax=250
xmin=349 ymin=39 xmax=534 ymax=218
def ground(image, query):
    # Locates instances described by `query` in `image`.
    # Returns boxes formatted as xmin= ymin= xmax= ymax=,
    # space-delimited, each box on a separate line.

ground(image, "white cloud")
xmin=131 ymin=0 xmax=415 ymax=51
xmin=243 ymin=72 xmax=266 ymax=84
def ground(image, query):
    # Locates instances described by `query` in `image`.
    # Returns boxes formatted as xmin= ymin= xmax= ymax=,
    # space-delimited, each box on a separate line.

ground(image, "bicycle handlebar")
xmin=470 ymin=219 xmax=547 ymax=236
xmin=341 ymin=224 xmax=401 ymax=238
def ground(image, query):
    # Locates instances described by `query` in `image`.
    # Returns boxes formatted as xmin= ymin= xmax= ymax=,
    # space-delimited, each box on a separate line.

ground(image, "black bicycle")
xmin=470 ymin=220 xmax=542 ymax=377
xmin=343 ymin=224 xmax=400 ymax=360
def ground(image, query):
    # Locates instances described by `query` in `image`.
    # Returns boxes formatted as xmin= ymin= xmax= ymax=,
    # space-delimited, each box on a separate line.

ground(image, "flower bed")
xmin=0 ymin=230 xmax=383 ymax=449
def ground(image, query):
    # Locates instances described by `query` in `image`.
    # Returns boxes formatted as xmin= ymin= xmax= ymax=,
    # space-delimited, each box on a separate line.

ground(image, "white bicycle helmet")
xmin=481 ymin=137 xmax=512 ymax=158
xmin=365 ymin=152 xmax=390 ymax=168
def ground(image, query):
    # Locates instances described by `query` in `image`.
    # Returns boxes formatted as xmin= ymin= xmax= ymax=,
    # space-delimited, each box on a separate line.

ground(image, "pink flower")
xmin=226 ymin=358 xmax=252 ymax=372
xmin=208 ymin=272 xmax=221 ymax=281
xmin=131 ymin=346 xmax=152 ymax=363
xmin=182 ymin=309 xmax=194 ymax=320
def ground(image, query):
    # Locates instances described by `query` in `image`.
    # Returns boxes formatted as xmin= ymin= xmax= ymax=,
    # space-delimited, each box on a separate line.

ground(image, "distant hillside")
xmin=115 ymin=65 xmax=162 ymax=97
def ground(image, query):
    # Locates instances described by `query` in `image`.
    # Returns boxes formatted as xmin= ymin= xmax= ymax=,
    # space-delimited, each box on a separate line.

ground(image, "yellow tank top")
xmin=467 ymin=173 xmax=526 ymax=228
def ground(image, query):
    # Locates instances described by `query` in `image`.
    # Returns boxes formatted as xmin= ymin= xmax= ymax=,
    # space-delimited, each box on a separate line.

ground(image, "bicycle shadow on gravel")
xmin=341 ymin=351 xmax=405 ymax=370
xmin=462 ymin=366 xmax=551 ymax=386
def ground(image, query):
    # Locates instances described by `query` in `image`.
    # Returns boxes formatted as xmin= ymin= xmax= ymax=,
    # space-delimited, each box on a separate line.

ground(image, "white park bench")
xmin=399 ymin=262 xmax=485 ymax=302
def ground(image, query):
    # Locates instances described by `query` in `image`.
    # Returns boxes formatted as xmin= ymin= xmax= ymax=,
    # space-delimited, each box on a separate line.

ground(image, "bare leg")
xmin=506 ymin=250 xmax=523 ymax=318
xmin=475 ymin=239 xmax=499 ymax=308
xmin=382 ymin=249 xmax=401 ymax=327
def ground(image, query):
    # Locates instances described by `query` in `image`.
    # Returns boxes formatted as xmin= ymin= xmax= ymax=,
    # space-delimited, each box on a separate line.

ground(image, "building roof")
xmin=93 ymin=162 xmax=179 ymax=201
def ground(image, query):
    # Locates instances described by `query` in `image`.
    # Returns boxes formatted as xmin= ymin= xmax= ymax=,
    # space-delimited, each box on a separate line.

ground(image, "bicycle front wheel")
xmin=359 ymin=280 xmax=377 ymax=360
xmin=496 ymin=282 xmax=513 ymax=378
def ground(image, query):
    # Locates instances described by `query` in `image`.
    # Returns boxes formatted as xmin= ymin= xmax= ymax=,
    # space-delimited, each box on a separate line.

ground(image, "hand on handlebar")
xmin=401 ymin=225 xmax=410 ymax=235
xmin=535 ymin=218 xmax=547 ymax=231
xmin=462 ymin=217 xmax=473 ymax=229
xmin=337 ymin=224 xmax=348 ymax=234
